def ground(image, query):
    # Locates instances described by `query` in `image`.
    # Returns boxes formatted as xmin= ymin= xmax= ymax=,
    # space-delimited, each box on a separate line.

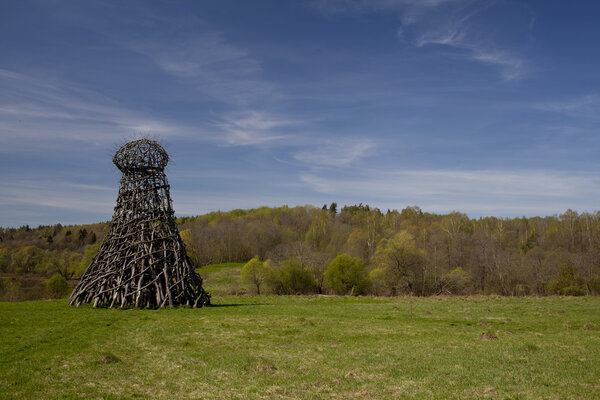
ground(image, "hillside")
xmin=1 ymin=204 xmax=599 ymax=300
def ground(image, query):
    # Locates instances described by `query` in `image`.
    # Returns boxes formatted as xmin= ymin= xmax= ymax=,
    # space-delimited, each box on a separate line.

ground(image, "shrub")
xmin=589 ymin=277 xmax=600 ymax=295
xmin=241 ymin=256 xmax=270 ymax=295
xmin=547 ymin=264 xmax=586 ymax=296
xmin=325 ymin=254 xmax=370 ymax=295
xmin=443 ymin=267 xmax=474 ymax=295
xmin=0 ymin=279 xmax=22 ymax=302
xmin=46 ymin=273 xmax=70 ymax=299
xmin=267 ymin=259 xmax=316 ymax=295
xmin=368 ymin=267 xmax=389 ymax=296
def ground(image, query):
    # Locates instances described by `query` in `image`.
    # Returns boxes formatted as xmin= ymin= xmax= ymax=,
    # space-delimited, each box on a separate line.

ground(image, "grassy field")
xmin=1 ymin=297 xmax=599 ymax=399
xmin=0 ymin=264 xmax=599 ymax=399
xmin=198 ymin=262 xmax=246 ymax=297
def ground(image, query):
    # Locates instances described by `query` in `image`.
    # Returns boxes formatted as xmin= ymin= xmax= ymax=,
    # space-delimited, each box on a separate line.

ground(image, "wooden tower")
xmin=69 ymin=139 xmax=210 ymax=308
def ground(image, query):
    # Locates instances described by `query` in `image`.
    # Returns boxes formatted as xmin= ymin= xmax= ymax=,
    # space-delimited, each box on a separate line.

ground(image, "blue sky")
xmin=1 ymin=0 xmax=599 ymax=226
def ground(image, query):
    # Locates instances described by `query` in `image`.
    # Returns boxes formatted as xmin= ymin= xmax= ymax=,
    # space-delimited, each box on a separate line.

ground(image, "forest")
xmin=1 ymin=204 xmax=599 ymax=299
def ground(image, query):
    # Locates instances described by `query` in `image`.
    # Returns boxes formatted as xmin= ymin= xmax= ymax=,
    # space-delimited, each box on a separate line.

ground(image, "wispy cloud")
xmin=533 ymin=94 xmax=600 ymax=118
xmin=470 ymin=51 xmax=526 ymax=81
xmin=42 ymin=2 xmax=280 ymax=106
xmin=0 ymin=69 xmax=184 ymax=149
xmin=312 ymin=0 xmax=461 ymax=15
xmin=135 ymin=33 xmax=262 ymax=79
xmin=300 ymin=169 xmax=600 ymax=216
xmin=128 ymin=30 xmax=278 ymax=105
xmin=416 ymin=33 xmax=528 ymax=81
xmin=211 ymin=111 xmax=296 ymax=146
xmin=413 ymin=11 xmax=528 ymax=81
xmin=313 ymin=0 xmax=529 ymax=81
xmin=0 ymin=180 xmax=114 ymax=213
xmin=294 ymin=138 xmax=375 ymax=167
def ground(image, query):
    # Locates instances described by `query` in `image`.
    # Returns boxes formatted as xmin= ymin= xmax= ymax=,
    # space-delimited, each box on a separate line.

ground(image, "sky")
xmin=1 ymin=0 xmax=599 ymax=227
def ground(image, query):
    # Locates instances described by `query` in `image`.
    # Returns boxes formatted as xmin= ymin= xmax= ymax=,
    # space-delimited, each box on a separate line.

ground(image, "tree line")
xmin=1 ymin=204 xmax=599 ymax=298
xmin=0 ymin=223 xmax=104 ymax=300
xmin=180 ymin=204 xmax=600 ymax=296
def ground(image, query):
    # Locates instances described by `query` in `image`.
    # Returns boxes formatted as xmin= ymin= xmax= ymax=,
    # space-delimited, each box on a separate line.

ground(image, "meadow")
xmin=0 ymin=263 xmax=599 ymax=399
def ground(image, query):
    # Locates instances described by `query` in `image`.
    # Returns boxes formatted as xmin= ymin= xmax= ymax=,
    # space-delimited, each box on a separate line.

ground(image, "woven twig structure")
xmin=69 ymin=139 xmax=210 ymax=308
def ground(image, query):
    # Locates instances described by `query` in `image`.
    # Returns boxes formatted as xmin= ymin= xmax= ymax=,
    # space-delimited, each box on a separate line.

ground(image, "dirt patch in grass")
xmin=98 ymin=353 xmax=121 ymax=364
xmin=254 ymin=359 xmax=277 ymax=373
xmin=480 ymin=332 xmax=498 ymax=341
xmin=583 ymin=323 xmax=596 ymax=330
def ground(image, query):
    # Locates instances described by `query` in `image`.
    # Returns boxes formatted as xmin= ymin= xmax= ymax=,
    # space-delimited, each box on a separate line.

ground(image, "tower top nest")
xmin=113 ymin=139 xmax=169 ymax=173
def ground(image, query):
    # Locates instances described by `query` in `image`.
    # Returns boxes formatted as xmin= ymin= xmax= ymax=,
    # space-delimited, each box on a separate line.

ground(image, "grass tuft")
xmin=480 ymin=331 xmax=499 ymax=340
xmin=98 ymin=353 xmax=121 ymax=364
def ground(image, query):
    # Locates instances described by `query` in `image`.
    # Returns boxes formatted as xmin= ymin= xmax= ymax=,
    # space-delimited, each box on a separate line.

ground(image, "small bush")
xmin=267 ymin=259 xmax=316 ymax=295
xmin=547 ymin=264 xmax=586 ymax=296
xmin=46 ymin=274 xmax=70 ymax=299
xmin=443 ymin=267 xmax=474 ymax=295
xmin=368 ymin=267 xmax=390 ymax=296
xmin=241 ymin=256 xmax=270 ymax=295
xmin=325 ymin=254 xmax=370 ymax=295
xmin=588 ymin=277 xmax=600 ymax=295
xmin=0 ymin=279 xmax=23 ymax=302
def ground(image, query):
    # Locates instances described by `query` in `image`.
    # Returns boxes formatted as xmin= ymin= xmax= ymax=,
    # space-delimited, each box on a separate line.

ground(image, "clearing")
xmin=0 ymin=294 xmax=599 ymax=399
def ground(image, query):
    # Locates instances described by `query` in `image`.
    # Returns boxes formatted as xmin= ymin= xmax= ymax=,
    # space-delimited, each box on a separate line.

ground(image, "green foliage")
xmin=325 ymin=254 xmax=370 ymax=295
xmin=46 ymin=250 xmax=82 ymax=279
xmin=0 ymin=278 xmax=22 ymax=301
xmin=589 ymin=277 xmax=600 ymax=295
xmin=268 ymin=259 xmax=316 ymax=295
xmin=305 ymin=212 xmax=331 ymax=250
xmin=3 ymin=205 xmax=600 ymax=298
xmin=547 ymin=264 xmax=587 ymax=296
xmin=179 ymin=229 xmax=198 ymax=266
xmin=11 ymin=245 xmax=45 ymax=273
xmin=77 ymin=228 xmax=88 ymax=244
xmin=443 ymin=267 xmax=474 ymax=295
xmin=76 ymin=243 xmax=101 ymax=278
xmin=45 ymin=273 xmax=70 ymax=299
xmin=0 ymin=247 xmax=10 ymax=272
xmin=241 ymin=256 xmax=270 ymax=295
xmin=373 ymin=231 xmax=425 ymax=295
xmin=328 ymin=202 xmax=337 ymax=215
xmin=368 ymin=267 xmax=388 ymax=296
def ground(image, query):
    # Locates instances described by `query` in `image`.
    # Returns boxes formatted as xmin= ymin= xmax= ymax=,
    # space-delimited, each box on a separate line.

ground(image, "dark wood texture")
xmin=69 ymin=139 xmax=210 ymax=308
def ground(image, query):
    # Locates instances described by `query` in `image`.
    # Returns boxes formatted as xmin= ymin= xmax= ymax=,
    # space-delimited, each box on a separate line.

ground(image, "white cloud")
xmin=294 ymin=138 xmax=375 ymax=167
xmin=300 ymin=169 xmax=600 ymax=216
xmin=312 ymin=0 xmax=461 ymax=15
xmin=471 ymin=50 xmax=527 ymax=81
xmin=313 ymin=1 xmax=529 ymax=81
xmin=0 ymin=69 xmax=182 ymax=147
xmin=129 ymin=32 xmax=278 ymax=105
xmin=212 ymin=111 xmax=297 ymax=146
xmin=533 ymin=94 xmax=600 ymax=118
xmin=136 ymin=33 xmax=262 ymax=79
xmin=0 ymin=180 xmax=115 ymax=213
xmin=414 ymin=20 xmax=528 ymax=81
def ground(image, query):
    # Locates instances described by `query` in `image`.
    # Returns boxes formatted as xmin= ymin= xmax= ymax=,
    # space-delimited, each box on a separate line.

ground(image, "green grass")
xmin=197 ymin=262 xmax=246 ymax=296
xmin=1 ymin=296 xmax=599 ymax=399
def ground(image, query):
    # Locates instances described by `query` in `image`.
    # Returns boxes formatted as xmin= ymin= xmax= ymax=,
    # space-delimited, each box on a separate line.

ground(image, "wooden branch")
xmin=69 ymin=139 xmax=210 ymax=308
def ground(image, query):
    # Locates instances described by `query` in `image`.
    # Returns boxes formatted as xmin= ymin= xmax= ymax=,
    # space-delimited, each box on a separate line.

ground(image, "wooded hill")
xmin=1 ymin=204 xmax=599 ymax=298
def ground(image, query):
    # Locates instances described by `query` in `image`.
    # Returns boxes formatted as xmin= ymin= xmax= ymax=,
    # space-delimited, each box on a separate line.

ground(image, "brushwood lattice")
xmin=69 ymin=139 xmax=210 ymax=308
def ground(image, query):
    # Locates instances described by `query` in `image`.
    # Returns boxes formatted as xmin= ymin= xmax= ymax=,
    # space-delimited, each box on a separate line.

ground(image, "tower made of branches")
xmin=69 ymin=139 xmax=210 ymax=308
